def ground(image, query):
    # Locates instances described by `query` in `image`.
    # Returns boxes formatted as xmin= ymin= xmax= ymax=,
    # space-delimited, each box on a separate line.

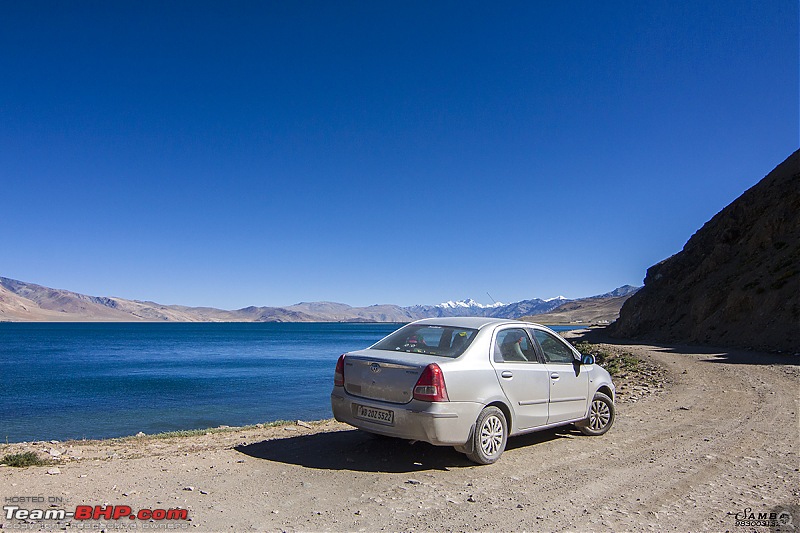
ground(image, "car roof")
xmin=411 ymin=316 xmax=545 ymax=330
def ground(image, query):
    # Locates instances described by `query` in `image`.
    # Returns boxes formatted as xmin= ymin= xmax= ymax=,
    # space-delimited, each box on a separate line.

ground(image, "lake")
xmin=0 ymin=322 xmax=581 ymax=442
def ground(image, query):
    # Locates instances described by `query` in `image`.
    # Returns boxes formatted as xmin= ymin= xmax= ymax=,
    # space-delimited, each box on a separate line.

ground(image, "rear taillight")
xmin=413 ymin=363 xmax=449 ymax=402
xmin=334 ymin=354 xmax=345 ymax=387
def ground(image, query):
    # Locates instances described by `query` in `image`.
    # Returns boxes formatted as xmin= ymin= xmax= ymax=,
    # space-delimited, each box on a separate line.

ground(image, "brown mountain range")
xmin=0 ymin=277 xmax=417 ymax=322
xmin=0 ymin=275 xmax=637 ymax=324
xmin=520 ymin=294 xmax=636 ymax=325
xmin=610 ymin=149 xmax=800 ymax=352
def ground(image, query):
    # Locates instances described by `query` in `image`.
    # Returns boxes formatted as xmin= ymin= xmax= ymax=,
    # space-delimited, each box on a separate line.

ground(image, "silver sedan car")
xmin=331 ymin=317 xmax=615 ymax=464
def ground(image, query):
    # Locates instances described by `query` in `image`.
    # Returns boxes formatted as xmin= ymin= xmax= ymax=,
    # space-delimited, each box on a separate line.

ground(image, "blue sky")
xmin=1 ymin=1 xmax=797 ymax=308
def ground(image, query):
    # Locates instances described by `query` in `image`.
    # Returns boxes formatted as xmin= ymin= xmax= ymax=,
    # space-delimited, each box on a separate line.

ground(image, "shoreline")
xmin=1 ymin=419 xmax=343 ymax=465
xmin=1 ymin=418 xmax=330 ymax=450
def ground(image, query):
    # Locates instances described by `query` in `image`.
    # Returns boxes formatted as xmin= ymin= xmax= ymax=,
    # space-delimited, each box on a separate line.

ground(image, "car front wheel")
xmin=577 ymin=392 xmax=615 ymax=436
xmin=465 ymin=406 xmax=507 ymax=465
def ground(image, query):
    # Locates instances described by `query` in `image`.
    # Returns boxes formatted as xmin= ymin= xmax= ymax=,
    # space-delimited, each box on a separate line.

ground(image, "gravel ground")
xmin=1 ymin=339 xmax=798 ymax=532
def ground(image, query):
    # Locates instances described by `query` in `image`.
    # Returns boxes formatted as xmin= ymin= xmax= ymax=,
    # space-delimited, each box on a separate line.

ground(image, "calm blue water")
xmin=0 ymin=322 xmax=581 ymax=442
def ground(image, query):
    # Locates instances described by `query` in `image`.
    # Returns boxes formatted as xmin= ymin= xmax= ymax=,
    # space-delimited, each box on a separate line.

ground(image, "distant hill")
xmin=592 ymin=285 xmax=640 ymax=299
xmin=0 ymin=277 xmax=206 ymax=322
xmin=610 ymin=149 xmax=800 ymax=352
xmin=519 ymin=288 xmax=639 ymax=325
xmin=0 ymin=276 xmax=636 ymax=323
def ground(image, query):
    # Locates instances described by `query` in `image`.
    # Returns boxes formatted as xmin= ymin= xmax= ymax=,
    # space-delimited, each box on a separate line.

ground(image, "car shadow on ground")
xmin=506 ymin=426 xmax=585 ymax=450
xmin=235 ymin=426 xmax=573 ymax=473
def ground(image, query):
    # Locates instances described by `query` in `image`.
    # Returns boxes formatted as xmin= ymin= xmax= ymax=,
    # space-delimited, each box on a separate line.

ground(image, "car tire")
xmin=465 ymin=406 xmax=507 ymax=465
xmin=577 ymin=392 xmax=615 ymax=436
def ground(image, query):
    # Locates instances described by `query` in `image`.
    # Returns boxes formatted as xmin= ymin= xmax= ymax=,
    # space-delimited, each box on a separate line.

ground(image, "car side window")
xmin=532 ymin=329 xmax=575 ymax=364
xmin=493 ymin=328 xmax=538 ymax=363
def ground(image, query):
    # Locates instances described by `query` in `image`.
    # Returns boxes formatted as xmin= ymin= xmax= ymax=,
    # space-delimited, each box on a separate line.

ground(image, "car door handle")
xmin=501 ymin=371 xmax=513 ymax=378
xmin=550 ymin=373 xmax=560 ymax=380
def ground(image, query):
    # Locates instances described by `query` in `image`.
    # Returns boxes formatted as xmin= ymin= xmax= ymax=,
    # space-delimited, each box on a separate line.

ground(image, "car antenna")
xmin=486 ymin=292 xmax=497 ymax=305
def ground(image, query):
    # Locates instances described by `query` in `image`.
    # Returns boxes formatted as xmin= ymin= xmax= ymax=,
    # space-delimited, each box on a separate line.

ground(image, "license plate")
xmin=355 ymin=404 xmax=394 ymax=425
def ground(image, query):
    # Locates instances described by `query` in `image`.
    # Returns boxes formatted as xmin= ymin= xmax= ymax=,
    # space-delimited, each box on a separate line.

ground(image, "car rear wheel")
xmin=577 ymin=392 xmax=615 ymax=436
xmin=465 ymin=406 xmax=507 ymax=465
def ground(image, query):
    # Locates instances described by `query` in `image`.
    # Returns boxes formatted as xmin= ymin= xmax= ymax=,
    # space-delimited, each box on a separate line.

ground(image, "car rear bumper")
xmin=330 ymin=387 xmax=482 ymax=446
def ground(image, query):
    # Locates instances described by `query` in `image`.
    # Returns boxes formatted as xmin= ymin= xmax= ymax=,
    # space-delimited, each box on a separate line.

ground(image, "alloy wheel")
xmin=480 ymin=415 xmax=504 ymax=457
xmin=589 ymin=399 xmax=611 ymax=430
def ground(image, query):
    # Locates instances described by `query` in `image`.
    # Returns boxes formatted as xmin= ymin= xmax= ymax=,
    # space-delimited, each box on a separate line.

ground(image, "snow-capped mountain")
xmin=406 ymin=297 xmax=570 ymax=319
xmin=437 ymin=298 xmax=505 ymax=309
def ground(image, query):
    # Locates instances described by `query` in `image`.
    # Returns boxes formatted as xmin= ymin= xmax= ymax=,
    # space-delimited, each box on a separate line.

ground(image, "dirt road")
xmin=2 ymin=341 xmax=798 ymax=532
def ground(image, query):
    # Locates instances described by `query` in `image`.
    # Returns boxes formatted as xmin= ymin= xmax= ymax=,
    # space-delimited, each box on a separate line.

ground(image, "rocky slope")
xmin=610 ymin=149 xmax=800 ymax=352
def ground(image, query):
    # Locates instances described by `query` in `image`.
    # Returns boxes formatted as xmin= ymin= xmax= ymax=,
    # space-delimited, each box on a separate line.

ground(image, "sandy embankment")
xmin=1 ymin=339 xmax=798 ymax=532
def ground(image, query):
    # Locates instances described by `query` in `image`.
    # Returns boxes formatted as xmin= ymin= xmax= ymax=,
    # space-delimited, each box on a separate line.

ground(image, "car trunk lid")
xmin=343 ymin=349 xmax=434 ymax=404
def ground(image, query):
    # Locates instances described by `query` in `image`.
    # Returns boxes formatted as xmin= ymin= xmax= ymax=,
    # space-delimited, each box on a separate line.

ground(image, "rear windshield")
xmin=372 ymin=324 xmax=478 ymax=358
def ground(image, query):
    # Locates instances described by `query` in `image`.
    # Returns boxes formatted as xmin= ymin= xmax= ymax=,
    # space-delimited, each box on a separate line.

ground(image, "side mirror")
xmin=580 ymin=354 xmax=595 ymax=365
